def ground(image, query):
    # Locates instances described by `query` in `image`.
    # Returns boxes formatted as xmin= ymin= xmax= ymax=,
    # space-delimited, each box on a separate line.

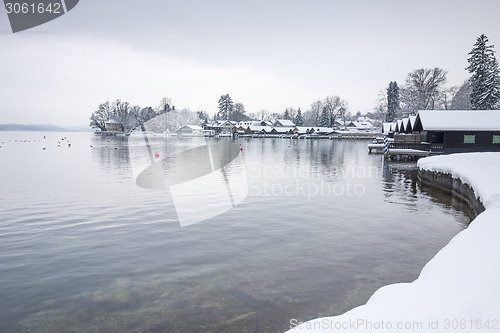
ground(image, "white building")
xmin=176 ymin=125 xmax=204 ymax=136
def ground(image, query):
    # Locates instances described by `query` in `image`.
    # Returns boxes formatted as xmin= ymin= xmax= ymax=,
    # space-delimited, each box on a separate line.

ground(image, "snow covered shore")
xmin=286 ymin=153 xmax=500 ymax=333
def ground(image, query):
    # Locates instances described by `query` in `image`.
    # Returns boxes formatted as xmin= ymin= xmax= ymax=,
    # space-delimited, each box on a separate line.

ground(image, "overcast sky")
xmin=1 ymin=0 xmax=500 ymax=126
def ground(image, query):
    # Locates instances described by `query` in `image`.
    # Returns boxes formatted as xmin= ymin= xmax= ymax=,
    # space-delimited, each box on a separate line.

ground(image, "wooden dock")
xmin=387 ymin=148 xmax=430 ymax=157
xmin=368 ymin=143 xmax=430 ymax=160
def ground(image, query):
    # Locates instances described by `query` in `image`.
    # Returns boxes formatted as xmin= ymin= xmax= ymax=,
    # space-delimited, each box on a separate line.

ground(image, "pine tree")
xmin=386 ymin=81 xmax=400 ymax=122
xmin=217 ymin=94 xmax=233 ymax=120
xmin=283 ymin=109 xmax=290 ymax=120
xmin=320 ymin=108 xmax=330 ymax=127
xmin=466 ymin=34 xmax=500 ymax=110
xmin=294 ymin=108 xmax=304 ymax=126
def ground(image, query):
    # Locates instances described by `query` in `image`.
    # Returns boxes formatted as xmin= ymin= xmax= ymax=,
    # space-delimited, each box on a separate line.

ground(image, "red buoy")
xmin=155 ymin=153 xmax=160 ymax=158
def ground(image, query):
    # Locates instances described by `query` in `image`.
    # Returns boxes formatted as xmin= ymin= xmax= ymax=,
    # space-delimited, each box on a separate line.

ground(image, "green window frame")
xmin=464 ymin=135 xmax=475 ymax=144
xmin=493 ymin=135 xmax=500 ymax=144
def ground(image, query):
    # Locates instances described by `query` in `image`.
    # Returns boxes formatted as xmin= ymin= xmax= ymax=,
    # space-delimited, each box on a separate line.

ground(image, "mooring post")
xmin=383 ymin=135 xmax=389 ymax=158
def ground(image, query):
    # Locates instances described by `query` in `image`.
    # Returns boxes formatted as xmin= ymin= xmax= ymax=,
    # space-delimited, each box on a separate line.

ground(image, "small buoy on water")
xmin=155 ymin=152 xmax=160 ymax=158
xmin=43 ymin=147 xmax=46 ymax=150
xmin=239 ymin=144 xmax=243 ymax=151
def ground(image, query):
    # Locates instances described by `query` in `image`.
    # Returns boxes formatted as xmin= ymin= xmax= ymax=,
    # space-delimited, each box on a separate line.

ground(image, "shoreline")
xmin=286 ymin=152 xmax=500 ymax=332
xmin=417 ymin=169 xmax=485 ymax=218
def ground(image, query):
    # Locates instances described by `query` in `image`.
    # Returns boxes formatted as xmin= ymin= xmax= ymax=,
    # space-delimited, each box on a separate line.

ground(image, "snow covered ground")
xmin=286 ymin=153 xmax=500 ymax=333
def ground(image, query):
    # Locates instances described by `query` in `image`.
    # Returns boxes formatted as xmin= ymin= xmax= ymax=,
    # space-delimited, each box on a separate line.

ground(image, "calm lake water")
xmin=0 ymin=132 xmax=471 ymax=333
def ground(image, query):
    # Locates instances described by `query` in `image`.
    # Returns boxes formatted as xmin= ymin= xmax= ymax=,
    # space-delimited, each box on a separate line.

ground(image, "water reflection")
xmin=0 ymin=133 xmax=474 ymax=333
xmin=382 ymin=159 xmax=471 ymax=228
xmin=90 ymin=135 xmax=131 ymax=178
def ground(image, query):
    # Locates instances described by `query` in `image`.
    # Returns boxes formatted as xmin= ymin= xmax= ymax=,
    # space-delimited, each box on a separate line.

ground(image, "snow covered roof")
xmin=185 ymin=125 xmax=203 ymax=130
xmin=274 ymin=119 xmax=295 ymax=127
xmin=401 ymin=118 xmax=409 ymax=132
xmin=395 ymin=119 xmax=403 ymax=132
xmin=356 ymin=116 xmax=374 ymax=123
xmin=239 ymin=121 xmax=266 ymax=126
xmin=382 ymin=122 xmax=396 ymax=134
xmin=348 ymin=121 xmax=375 ymax=129
xmin=272 ymin=127 xmax=294 ymax=134
xmin=415 ymin=110 xmax=500 ymax=131
xmin=247 ymin=125 xmax=273 ymax=132
xmin=176 ymin=125 xmax=203 ymax=132
xmin=409 ymin=115 xmax=417 ymax=129
xmin=311 ymin=127 xmax=335 ymax=134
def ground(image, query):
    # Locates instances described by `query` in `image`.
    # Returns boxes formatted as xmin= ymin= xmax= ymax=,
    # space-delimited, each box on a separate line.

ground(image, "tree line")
xmin=379 ymin=34 xmax=500 ymax=122
xmin=91 ymin=34 xmax=499 ymax=131
xmin=216 ymin=93 xmax=351 ymax=128
xmin=89 ymin=97 xmax=177 ymax=132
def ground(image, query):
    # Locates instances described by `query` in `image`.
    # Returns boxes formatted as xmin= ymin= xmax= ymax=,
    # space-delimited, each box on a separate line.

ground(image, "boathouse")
xmin=105 ymin=119 xmax=122 ymax=132
xmin=382 ymin=122 xmax=396 ymax=136
xmin=176 ymin=125 xmax=203 ymax=136
xmin=204 ymin=120 xmax=235 ymax=135
xmin=413 ymin=110 xmax=500 ymax=153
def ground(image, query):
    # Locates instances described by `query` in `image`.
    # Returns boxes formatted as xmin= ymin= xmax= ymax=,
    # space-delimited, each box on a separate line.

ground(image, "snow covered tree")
xmin=319 ymin=107 xmax=330 ymax=127
xmin=309 ymin=100 xmax=323 ymax=126
xmin=323 ymin=95 xmax=346 ymax=127
xmin=230 ymin=102 xmax=247 ymax=121
xmin=287 ymin=108 xmax=297 ymax=120
xmin=217 ymin=94 xmax=233 ymax=120
xmin=196 ymin=111 xmax=209 ymax=122
xmin=157 ymin=97 xmax=173 ymax=114
xmin=294 ymin=108 xmax=304 ymax=126
xmin=89 ymin=101 xmax=111 ymax=131
xmin=258 ymin=109 xmax=270 ymax=122
xmin=283 ymin=109 xmax=290 ymax=120
xmin=400 ymin=68 xmax=448 ymax=114
xmin=111 ymin=99 xmax=131 ymax=132
xmin=466 ymin=34 xmax=500 ymax=109
xmin=131 ymin=106 xmax=155 ymax=128
xmin=142 ymin=108 xmax=199 ymax=133
xmin=386 ymin=81 xmax=400 ymax=122
xmin=449 ymin=81 xmax=472 ymax=110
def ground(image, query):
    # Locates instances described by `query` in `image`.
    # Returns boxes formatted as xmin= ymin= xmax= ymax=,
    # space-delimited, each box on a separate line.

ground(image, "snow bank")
xmin=286 ymin=153 xmax=500 ymax=333
xmin=417 ymin=152 xmax=500 ymax=209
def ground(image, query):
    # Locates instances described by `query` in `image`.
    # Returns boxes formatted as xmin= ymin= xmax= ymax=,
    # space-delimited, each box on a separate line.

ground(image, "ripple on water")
xmin=0 ymin=134 xmax=473 ymax=333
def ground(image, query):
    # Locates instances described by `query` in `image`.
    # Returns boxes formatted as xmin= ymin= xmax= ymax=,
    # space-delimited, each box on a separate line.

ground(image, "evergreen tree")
xmin=294 ymin=108 xmax=304 ymax=126
xmin=217 ymin=94 xmax=233 ymax=120
xmin=466 ymin=34 xmax=500 ymax=109
xmin=320 ymin=108 xmax=330 ymax=127
xmin=386 ymin=81 xmax=400 ymax=122
xmin=283 ymin=109 xmax=290 ymax=120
